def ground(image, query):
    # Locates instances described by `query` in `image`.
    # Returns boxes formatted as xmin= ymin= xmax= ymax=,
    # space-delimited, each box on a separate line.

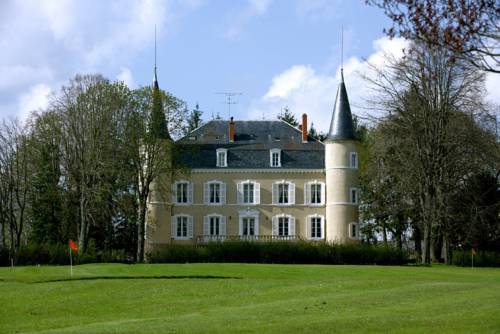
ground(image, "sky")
xmin=1 ymin=0 xmax=499 ymax=132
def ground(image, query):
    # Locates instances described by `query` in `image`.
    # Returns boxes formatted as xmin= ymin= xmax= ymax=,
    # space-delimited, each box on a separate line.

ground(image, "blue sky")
xmin=1 ymin=0 xmax=498 ymax=132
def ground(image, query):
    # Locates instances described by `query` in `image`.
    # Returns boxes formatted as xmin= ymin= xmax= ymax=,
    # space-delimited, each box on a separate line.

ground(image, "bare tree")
xmin=367 ymin=0 xmax=500 ymax=73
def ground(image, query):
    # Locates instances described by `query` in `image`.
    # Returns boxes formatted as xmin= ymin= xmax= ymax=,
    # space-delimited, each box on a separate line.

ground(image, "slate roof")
xmin=326 ymin=70 xmax=357 ymax=141
xmin=176 ymin=120 xmax=324 ymax=169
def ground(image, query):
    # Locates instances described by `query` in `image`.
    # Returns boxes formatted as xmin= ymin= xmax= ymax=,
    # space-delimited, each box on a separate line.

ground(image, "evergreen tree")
xmin=278 ymin=107 xmax=299 ymax=126
xmin=149 ymin=79 xmax=170 ymax=140
xmin=187 ymin=103 xmax=203 ymax=133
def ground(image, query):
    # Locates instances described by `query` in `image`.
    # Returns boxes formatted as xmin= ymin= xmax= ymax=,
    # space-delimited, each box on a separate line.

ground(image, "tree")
xmin=362 ymin=42 xmax=498 ymax=264
xmin=367 ymin=0 xmax=500 ymax=73
xmin=187 ymin=103 xmax=203 ymax=133
xmin=277 ymin=107 xmax=299 ymax=126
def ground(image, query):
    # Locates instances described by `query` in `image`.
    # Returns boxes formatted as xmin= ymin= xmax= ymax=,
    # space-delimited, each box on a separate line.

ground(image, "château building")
xmin=145 ymin=70 xmax=359 ymax=249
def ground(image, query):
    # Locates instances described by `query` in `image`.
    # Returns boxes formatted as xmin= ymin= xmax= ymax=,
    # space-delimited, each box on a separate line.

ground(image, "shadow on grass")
xmin=32 ymin=275 xmax=242 ymax=283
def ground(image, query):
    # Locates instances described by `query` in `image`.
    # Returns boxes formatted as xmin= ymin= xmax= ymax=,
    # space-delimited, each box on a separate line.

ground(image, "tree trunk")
xmin=422 ymin=221 xmax=432 ymax=264
xmin=78 ymin=191 xmax=87 ymax=254
xmin=136 ymin=201 xmax=146 ymax=263
xmin=414 ymin=225 xmax=422 ymax=260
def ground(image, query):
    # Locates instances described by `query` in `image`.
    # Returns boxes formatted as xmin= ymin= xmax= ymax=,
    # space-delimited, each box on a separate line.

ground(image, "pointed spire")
xmin=326 ymin=69 xmax=356 ymax=141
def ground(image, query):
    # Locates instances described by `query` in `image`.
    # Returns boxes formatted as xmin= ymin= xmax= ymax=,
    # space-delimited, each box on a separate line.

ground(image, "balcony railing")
xmin=195 ymin=235 xmax=302 ymax=244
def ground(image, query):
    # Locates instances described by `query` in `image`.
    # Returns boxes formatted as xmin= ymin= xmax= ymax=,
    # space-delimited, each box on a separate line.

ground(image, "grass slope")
xmin=0 ymin=264 xmax=499 ymax=333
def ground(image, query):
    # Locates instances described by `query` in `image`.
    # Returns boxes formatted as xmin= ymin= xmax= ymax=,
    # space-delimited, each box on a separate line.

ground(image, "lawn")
xmin=0 ymin=264 xmax=499 ymax=333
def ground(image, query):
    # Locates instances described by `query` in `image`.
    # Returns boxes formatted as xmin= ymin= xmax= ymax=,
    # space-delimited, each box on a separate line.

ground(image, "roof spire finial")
xmin=341 ymin=24 xmax=344 ymax=82
xmin=153 ymin=24 xmax=159 ymax=89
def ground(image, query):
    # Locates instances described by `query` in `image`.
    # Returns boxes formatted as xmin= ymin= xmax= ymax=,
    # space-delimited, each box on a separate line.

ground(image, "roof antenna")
xmin=216 ymin=92 xmax=242 ymax=119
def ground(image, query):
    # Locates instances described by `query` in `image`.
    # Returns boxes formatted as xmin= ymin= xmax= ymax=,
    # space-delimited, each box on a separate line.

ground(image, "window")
xmin=203 ymin=214 xmax=226 ymax=236
xmin=270 ymin=149 xmax=281 ymax=167
xmin=216 ymin=148 xmax=227 ymax=167
xmin=349 ymin=222 xmax=359 ymax=239
xmin=173 ymin=181 xmax=192 ymax=204
xmin=305 ymin=181 xmax=325 ymax=205
xmin=272 ymin=180 xmax=295 ymax=205
xmin=237 ymin=181 xmax=260 ymax=205
xmin=308 ymin=215 xmax=324 ymax=240
xmin=272 ymin=214 xmax=296 ymax=237
xmin=350 ymin=188 xmax=359 ymax=204
xmin=350 ymin=152 xmax=358 ymax=169
xmin=239 ymin=210 xmax=259 ymax=237
xmin=204 ymin=181 xmax=226 ymax=205
xmin=171 ymin=214 xmax=193 ymax=240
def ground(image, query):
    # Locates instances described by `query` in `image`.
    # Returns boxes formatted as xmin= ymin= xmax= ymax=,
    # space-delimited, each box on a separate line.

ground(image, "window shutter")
xmin=289 ymin=216 xmax=296 ymax=236
xmin=238 ymin=218 xmax=243 ymax=235
xmin=304 ymin=182 xmax=310 ymax=205
xmin=254 ymin=217 xmax=259 ymax=236
xmin=188 ymin=216 xmax=194 ymax=238
xmin=172 ymin=183 xmax=177 ymax=204
xmin=203 ymin=216 xmax=209 ymax=235
xmin=272 ymin=183 xmax=278 ymax=204
xmin=289 ymin=182 xmax=295 ymax=204
xmin=171 ymin=216 xmax=176 ymax=238
xmin=220 ymin=216 xmax=226 ymax=235
xmin=254 ymin=182 xmax=260 ymax=204
xmin=320 ymin=217 xmax=325 ymax=239
xmin=272 ymin=216 xmax=278 ymax=236
xmin=188 ymin=182 xmax=193 ymax=204
xmin=220 ymin=182 xmax=226 ymax=204
xmin=306 ymin=216 xmax=311 ymax=239
xmin=237 ymin=183 xmax=243 ymax=204
xmin=321 ymin=182 xmax=326 ymax=205
xmin=204 ymin=183 xmax=209 ymax=204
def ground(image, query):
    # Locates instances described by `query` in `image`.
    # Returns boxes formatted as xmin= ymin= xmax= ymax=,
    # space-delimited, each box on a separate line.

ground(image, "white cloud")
xmin=117 ymin=68 xmax=136 ymax=88
xmin=225 ymin=0 xmax=273 ymax=40
xmin=295 ymin=0 xmax=341 ymax=21
xmin=0 ymin=0 xmax=200 ymax=122
xmin=249 ymin=37 xmax=409 ymax=132
xmin=18 ymin=84 xmax=52 ymax=122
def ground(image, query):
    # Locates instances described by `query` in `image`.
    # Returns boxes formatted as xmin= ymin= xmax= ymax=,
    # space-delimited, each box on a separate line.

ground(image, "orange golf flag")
xmin=69 ymin=240 xmax=78 ymax=253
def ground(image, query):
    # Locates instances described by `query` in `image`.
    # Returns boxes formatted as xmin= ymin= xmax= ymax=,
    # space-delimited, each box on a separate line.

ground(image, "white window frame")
xmin=304 ymin=181 xmax=326 ymax=206
xmin=270 ymin=148 xmax=281 ymax=167
xmin=349 ymin=152 xmax=358 ymax=169
xmin=172 ymin=180 xmax=193 ymax=205
xmin=238 ymin=210 xmax=260 ymax=237
xmin=307 ymin=214 xmax=325 ymax=240
xmin=272 ymin=180 xmax=295 ymax=205
xmin=216 ymin=148 xmax=227 ymax=167
xmin=203 ymin=214 xmax=227 ymax=237
xmin=350 ymin=187 xmax=359 ymax=204
xmin=237 ymin=180 xmax=260 ymax=205
xmin=271 ymin=214 xmax=296 ymax=237
xmin=171 ymin=214 xmax=193 ymax=240
xmin=348 ymin=222 xmax=359 ymax=240
xmin=203 ymin=180 xmax=226 ymax=205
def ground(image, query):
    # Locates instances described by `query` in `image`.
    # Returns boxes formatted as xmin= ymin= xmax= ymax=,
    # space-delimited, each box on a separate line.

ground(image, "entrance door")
xmin=242 ymin=217 xmax=255 ymax=236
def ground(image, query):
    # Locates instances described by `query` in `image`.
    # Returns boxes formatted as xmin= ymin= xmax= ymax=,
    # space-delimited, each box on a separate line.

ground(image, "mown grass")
xmin=0 ymin=263 xmax=499 ymax=333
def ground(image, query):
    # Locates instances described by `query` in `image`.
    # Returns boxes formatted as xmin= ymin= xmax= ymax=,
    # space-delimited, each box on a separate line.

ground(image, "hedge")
xmin=451 ymin=250 xmax=500 ymax=267
xmin=148 ymin=241 xmax=409 ymax=265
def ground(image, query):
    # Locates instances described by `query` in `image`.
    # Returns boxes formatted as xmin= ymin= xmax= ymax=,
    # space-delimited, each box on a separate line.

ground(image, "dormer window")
xmin=216 ymin=148 xmax=227 ymax=167
xmin=270 ymin=149 xmax=281 ymax=167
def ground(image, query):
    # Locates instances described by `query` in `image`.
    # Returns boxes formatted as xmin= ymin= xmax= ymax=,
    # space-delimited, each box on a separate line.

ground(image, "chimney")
xmin=301 ymin=113 xmax=308 ymax=142
xmin=229 ymin=117 xmax=235 ymax=142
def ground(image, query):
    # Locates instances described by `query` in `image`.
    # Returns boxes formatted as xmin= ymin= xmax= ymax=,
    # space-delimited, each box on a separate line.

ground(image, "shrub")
xmin=452 ymin=250 xmax=500 ymax=267
xmin=148 ymin=241 xmax=409 ymax=265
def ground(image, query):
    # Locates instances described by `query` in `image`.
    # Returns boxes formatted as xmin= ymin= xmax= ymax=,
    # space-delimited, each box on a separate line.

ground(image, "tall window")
xmin=305 ymin=181 xmax=325 ymax=205
xmin=204 ymin=181 xmax=226 ymax=205
xmin=272 ymin=214 xmax=295 ymax=237
xmin=270 ymin=148 xmax=281 ymax=167
xmin=242 ymin=217 xmax=255 ymax=236
xmin=239 ymin=210 xmax=259 ymax=237
xmin=216 ymin=148 xmax=227 ymax=167
xmin=171 ymin=214 xmax=193 ymax=240
xmin=273 ymin=181 xmax=295 ymax=205
xmin=174 ymin=181 xmax=192 ymax=204
xmin=350 ymin=188 xmax=359 ymax=204
xmin=308 ymin=215 xmax=324 ymax=240
xmin=244 ymin=183 xmax=254 ymax=203
xmin=350 ymin=152 xmax=358 ymax=169
xmin=238 ymin=181 xmax=260 ymax=204
xmin=349 ymin=222 xmax=359 ymax=239
xmin=203 ymin=214 xmax=226 ymax=237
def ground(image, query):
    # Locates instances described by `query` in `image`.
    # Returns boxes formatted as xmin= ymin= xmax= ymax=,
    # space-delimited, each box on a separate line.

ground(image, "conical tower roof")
xmin=326 ymin=70 xmax=356 ymax=141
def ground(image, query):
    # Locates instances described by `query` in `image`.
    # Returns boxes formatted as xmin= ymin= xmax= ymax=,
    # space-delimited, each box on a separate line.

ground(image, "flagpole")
xmin=471 ymin=251 xmax=474 ymax=269
xmin=70 ymin=248 xmax=73 ymax=277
